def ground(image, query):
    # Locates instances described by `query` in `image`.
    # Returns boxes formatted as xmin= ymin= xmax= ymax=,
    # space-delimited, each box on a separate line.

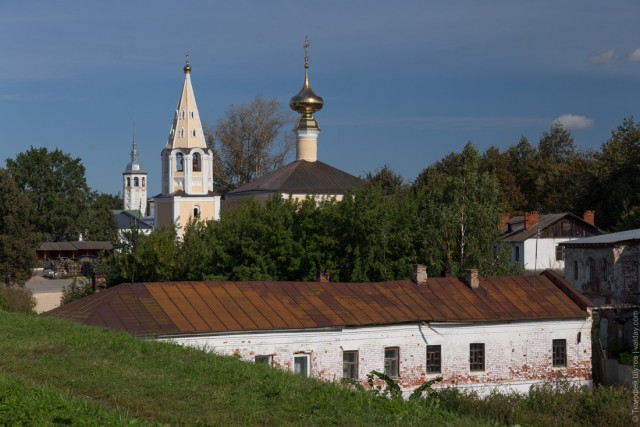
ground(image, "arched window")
xmin=134 ymin=177 xmax=139 ymax=187
xmin=142 ymin=177 xmax=146 ymax=187
xmin=193 ymin=205 xmax=201 ymax=219
xmin=126 ymin=177 xmax=131 ymax=187
xmin=176 ymin=153 xmax=184 ymax=172
xmin=192 ymin=129 xmax=196 ymax=137
xmin=179 ymin=128 xmax=184 ymax=138
xmin=192 ymin=153 xmax=201 ymax=171
xmin=180 ymin=110 xmax=185 ymax=119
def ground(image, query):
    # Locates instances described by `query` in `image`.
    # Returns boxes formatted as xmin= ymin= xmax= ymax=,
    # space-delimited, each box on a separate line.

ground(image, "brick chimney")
xmin=92 ymin=274 xmax=107 ymax=293
xmin=583 ymin=210 xmax=595 ymax=226
xmin=499 ymin=214 xmax=510 ymax=231
xmin=524 ymin=211 xmax=539 ymax=230
xmin=319 ymin=271 xmax=330 ymax=283
xmin=465 ymin=269 xmax=480 ymax=289
xmin=412 ymin=264 xmax=428 ymax=285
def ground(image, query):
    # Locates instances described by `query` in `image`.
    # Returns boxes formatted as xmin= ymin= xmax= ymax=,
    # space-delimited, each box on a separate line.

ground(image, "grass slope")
xmin=0 ymin=311 xmax=480 ymax=426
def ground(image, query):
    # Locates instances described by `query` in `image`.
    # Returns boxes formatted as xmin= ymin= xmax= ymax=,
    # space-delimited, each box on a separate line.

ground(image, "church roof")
xmin=153 ymin=190 xmax=219 ymax=199
xmin=165 ymin=55 xmax=207 ymax=150
xmin=225 ymin=160 xmax=358 ymax=198
xmin=123 ymin=126 xmax=145 ymax=174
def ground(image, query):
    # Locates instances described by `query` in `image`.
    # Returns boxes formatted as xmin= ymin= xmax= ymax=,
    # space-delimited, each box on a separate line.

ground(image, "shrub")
xmin=0 ymin=286 xmax=36 ymax=314
xmin=60 ymin=278 xmax=93 ymax=305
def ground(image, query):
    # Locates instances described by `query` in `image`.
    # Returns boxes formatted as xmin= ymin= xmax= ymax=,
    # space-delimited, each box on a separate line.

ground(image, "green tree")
xmin=414 ymin=142 xmax=504 ymax=276
xmin=84 ymin=193 xmax=121 ymax=241
xmin=0 ymin=169 xmax=38 ymax=286
xmin=588 ymin=117 xmax=640 ymax=230
xmin=6 ymin=147 xmax=91 ymax=241
xmin=481 ymin=146 xmax=526 ymax=213
xmin=205 ymin=96 xmax=295 ymax=193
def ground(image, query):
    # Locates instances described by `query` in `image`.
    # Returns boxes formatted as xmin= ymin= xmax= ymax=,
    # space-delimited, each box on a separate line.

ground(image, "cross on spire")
xmin=304 ymin=35 xmax=309 ymax=69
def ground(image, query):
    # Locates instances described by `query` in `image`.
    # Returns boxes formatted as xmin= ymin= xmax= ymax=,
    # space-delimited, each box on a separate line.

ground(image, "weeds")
xmin=0 ymin=285 xmax=36 ymax=314
xmin=60 ymin=278 xmax=93 ymax=305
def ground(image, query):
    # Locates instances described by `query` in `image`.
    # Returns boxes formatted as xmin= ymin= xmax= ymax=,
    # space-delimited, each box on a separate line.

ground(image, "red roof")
xmin=44 ymin=270 xmax=591 ymax=337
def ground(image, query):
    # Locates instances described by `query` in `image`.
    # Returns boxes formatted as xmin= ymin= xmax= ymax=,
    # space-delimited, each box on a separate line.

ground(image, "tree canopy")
xmin=0 ymin=169 xmax=38 ymax=286
xmin=6 ymin=147 xmax=92 ymax=241
xmin=205 ymin=96 xmax=295 ymax=193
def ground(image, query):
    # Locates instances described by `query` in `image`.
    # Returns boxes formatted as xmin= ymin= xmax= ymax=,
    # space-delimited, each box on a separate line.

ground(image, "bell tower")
xmin=154 ymin=55 xmax=220 ymax=234
xmin=122 ymin=124 xmax=148 ymax=216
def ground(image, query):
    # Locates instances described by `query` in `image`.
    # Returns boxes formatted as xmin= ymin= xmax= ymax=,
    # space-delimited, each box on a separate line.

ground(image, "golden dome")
xmin=183 ymin=53 xmax=191 ymax=74
xmin=289 ymin=37 xmax=323 ymax=123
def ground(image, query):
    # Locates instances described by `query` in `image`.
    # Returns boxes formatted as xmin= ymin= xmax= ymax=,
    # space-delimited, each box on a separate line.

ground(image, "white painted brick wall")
xmin=167 ymin=317 xmax=592 ymax=395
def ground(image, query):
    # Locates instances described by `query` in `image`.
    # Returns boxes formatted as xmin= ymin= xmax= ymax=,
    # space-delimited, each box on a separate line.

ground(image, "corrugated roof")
xmin=44 ymin=271 xmax=591 ymax=337
xmin=561 ymin=228 xmax=640 ymax=246
xmin=226 ymin=160 xmax=358 ymax=197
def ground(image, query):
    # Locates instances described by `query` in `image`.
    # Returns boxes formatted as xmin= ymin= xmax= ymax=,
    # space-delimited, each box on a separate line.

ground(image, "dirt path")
xmin=25 ymin=272 xmax=75 ymax=314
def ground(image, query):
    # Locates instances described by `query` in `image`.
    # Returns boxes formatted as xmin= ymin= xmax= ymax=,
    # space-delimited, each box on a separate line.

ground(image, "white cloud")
xmin=629 ymin=48 xmax=640 ymax=62
xmin=588 ymin=50 xmax=615 ymax=65
xmin=552 ymin=114 xmax=594 ymax=131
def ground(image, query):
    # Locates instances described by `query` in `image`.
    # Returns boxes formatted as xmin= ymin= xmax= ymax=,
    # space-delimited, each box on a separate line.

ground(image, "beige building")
xmin=153 ymin=56 xmax=220 ymax=235
xmin=225 ymin=37 xmax=357 ymax=204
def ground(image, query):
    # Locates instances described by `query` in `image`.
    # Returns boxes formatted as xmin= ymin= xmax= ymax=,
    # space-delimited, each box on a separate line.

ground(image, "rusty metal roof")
xmin=226 ymin=160 xmax=358 ymax=197
xmin=44 ymin=270 xmax=591 ymax=337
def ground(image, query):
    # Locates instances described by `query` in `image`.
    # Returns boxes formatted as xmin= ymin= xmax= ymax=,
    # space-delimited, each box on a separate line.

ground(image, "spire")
xmin=124 ymin=121 xmax=145 ymax=173
xmin=184 ymin=52 xmax=191 ymax=74
xmin=289 ymin=35 xmax=324 ymax=131
xmin=166 ymin=54 xmax=206 ymax=150
xmin=131 ymin=121 xmax=139 ymax=164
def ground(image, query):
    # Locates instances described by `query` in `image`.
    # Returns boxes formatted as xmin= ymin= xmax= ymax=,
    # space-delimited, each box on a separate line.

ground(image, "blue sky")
xmin=1 ymin=1 xmax=639 ymax=197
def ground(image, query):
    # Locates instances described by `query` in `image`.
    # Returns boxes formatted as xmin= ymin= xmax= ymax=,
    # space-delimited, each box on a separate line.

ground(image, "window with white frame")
xmin=426 ymin=345 xmax=441 ymax=373
xmin=254 ymin=355 xmax=272 ymax=365
xmin=294 ymin=354 xmax=310 ymax=377
xmin=552 ymin=339 xmax=566 ymax=367
xmin=469 ymin=343 xmax=485 ymax=372
xmin=343 ymin=351 xmax=358 ymax=379
xmin=384 ymin=347 xmax=400 ymax=378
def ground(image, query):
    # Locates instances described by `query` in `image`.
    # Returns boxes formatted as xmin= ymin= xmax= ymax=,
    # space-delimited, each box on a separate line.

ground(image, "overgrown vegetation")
xmin=433 ymin=381 xmax=632 ymax=426
xmin=0 ymin=285 xmax=35 ymax=314
xmin=60 ymin=278 xmax=94 ymax=305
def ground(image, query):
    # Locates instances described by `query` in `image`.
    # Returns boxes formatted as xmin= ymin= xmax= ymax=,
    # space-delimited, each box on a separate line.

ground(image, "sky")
xmin=1 ymin=1 xmax=640 ymax=197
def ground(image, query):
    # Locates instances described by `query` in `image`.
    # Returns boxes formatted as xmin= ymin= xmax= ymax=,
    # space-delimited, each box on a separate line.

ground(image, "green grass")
xmin=0 ymin=372 xmax=148 ymax=426
xmin=0 ymin=311 xmax=481 ymax=426
xmin=0 ymin=310 xmax=632 ymax=426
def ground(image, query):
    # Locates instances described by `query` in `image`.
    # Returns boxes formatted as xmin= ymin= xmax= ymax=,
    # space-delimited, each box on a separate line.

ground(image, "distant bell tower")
xmin=153 ymin=55 xmax=220 ymax=235
xmin=123 ymin=124 xmax=148 ymax=216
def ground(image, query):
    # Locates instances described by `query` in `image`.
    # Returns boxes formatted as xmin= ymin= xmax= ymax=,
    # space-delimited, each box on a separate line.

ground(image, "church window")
xmin=193 ymin=205 xmax=201 ymax=219
xmin=176 ymin=153 xmax=184 ymax=172
xmin=190 ymin=111 xmax=195 ymax=119
xmin=192 ymin=129 xmax=196 ymax=137
xmin=192 ymin=153 xmax=201 ymax=171
xmin=142 ymin=177 xmax=146 ymax=187
xmin=134 ymin=177 xmax=139 ymax=187
xmin=126 ymin=177 xmax=131 ymax=187
xmin=179 ymin=128 xmax=184 ymax=138
xmin=180 ymin=110 xmax=185 ymax=119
